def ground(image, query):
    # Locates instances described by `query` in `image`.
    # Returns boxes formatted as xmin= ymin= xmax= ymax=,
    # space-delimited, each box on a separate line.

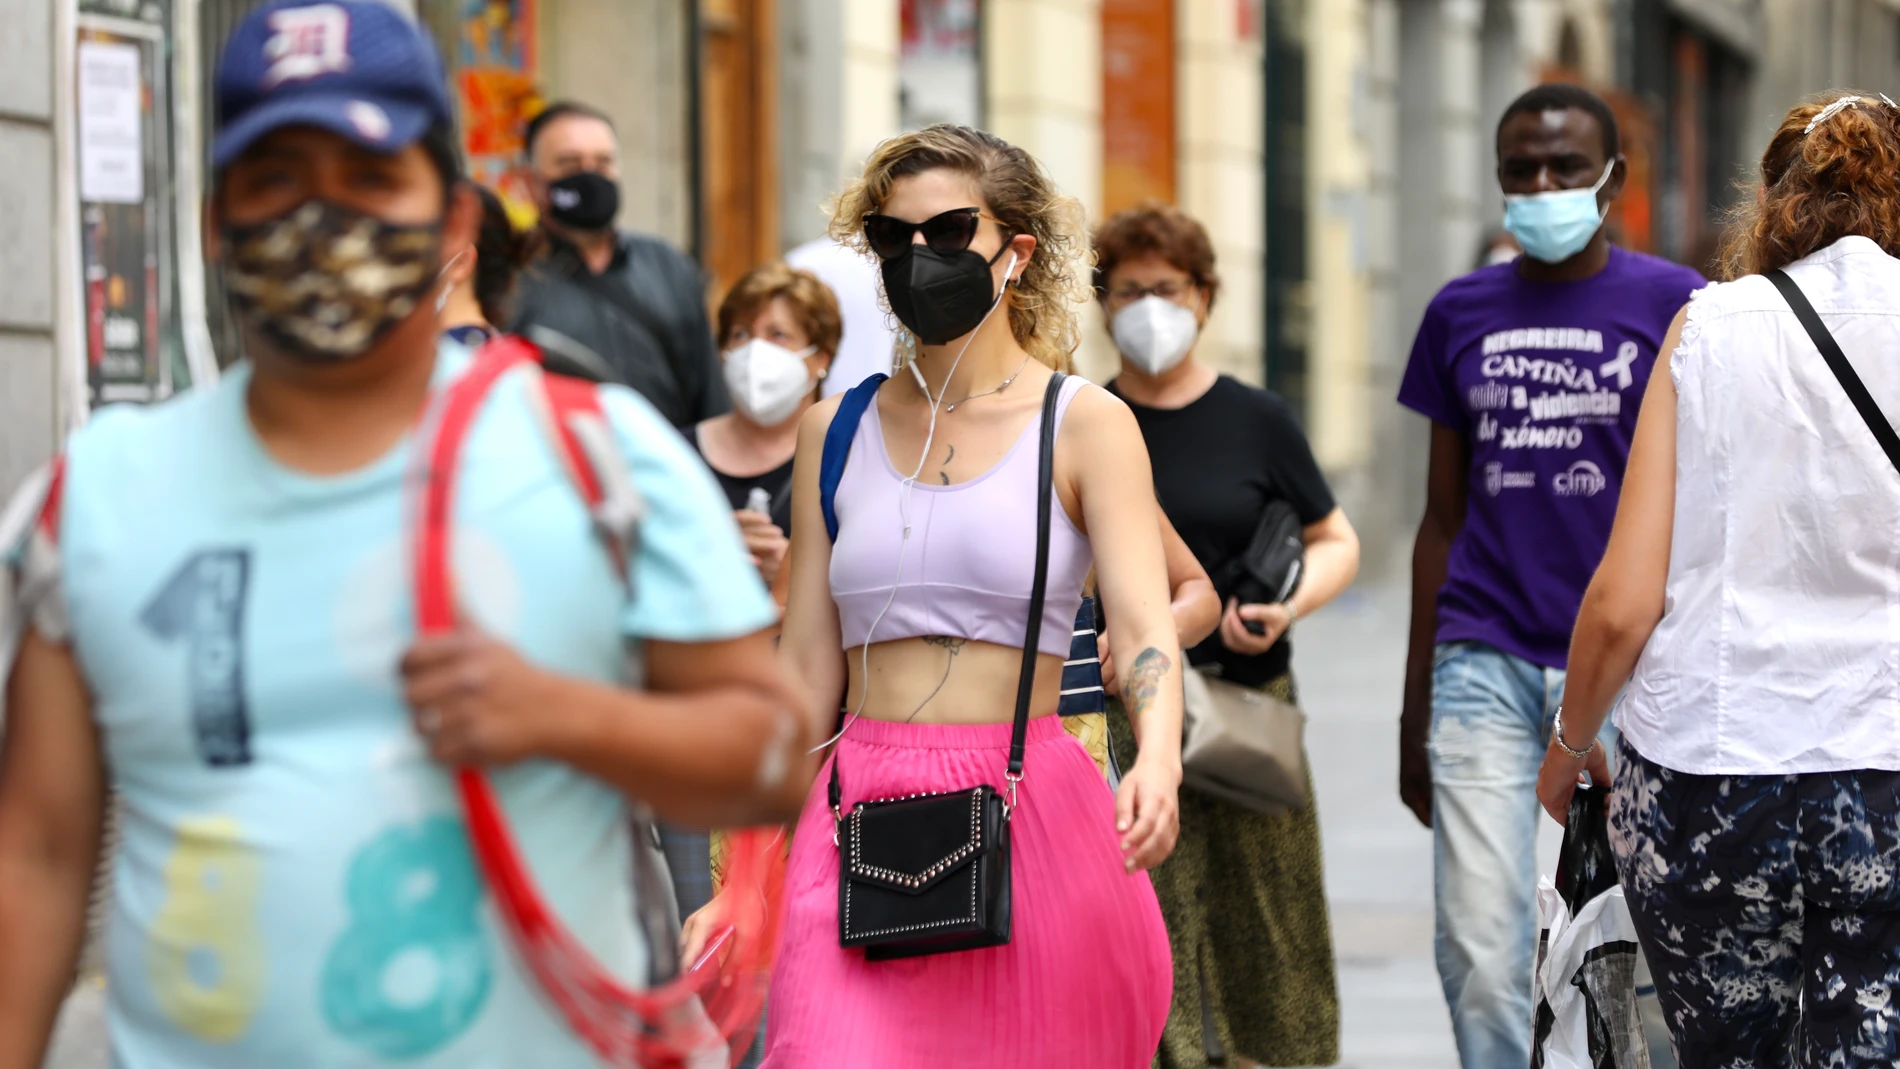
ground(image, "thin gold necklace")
xmin=929 ymin=352 xmax=1034 ymax=412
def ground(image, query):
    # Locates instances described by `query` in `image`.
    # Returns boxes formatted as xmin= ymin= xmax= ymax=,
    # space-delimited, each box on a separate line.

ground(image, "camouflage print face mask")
xmin=221 ymin=199 xmax=444 ymax=363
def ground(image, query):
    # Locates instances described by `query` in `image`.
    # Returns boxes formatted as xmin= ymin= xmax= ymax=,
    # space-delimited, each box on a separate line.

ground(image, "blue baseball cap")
xmin=212 ymin=0 xmax=454 ymax=171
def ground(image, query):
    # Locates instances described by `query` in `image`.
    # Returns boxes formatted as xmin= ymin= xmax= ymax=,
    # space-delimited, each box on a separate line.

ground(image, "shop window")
xmin=78 ymin=0 xmax=192 ymax=403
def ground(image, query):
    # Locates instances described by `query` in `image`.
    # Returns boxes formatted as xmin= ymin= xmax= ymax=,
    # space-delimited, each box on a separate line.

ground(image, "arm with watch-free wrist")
xmin=1537 ymin=306 xmax=1686 ymax=824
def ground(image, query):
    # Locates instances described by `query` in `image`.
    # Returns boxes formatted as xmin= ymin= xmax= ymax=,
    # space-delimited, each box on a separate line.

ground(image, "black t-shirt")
xmin=690 ymin=425 xmax=795 ymax=534
xmin=1108 ymin=375 xmax=1336 ymax=685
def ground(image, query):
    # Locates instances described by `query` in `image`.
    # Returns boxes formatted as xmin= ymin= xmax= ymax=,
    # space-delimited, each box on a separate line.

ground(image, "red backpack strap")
xmin=412 ymin=337 xmax=539 ymax=635
xmin=527 ymin=370 xmax=644 ymax=584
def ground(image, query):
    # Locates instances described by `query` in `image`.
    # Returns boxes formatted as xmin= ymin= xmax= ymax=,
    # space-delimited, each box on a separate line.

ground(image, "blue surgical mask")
xmin=1502 ymin=160 xmax=1616 ymax=264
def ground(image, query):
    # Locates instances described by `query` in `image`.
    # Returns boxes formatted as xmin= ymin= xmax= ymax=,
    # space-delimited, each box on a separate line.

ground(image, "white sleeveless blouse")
xmin=1618 ymin=236 xmax=1900 ymax=775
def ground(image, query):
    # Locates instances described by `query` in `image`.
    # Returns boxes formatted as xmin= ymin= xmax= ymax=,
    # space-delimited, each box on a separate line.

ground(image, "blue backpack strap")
xmin=819 ymin=373 xmax=887 ymax=542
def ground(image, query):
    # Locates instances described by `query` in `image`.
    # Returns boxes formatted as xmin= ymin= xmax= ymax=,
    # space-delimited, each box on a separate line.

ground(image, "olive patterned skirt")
xmin=1107 ymin=675 xmax=1340 ymax=1068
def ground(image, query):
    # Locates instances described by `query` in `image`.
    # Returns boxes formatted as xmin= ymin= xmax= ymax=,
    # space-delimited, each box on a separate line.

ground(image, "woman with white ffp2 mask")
xmin=693 ymin=262 xmax=839 ymax=592
xmin=1098 ymin=201 xmax=1361 ymax=1068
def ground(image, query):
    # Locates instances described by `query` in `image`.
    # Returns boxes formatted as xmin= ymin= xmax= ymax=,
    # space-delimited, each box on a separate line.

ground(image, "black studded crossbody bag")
xmin=830 ymin=373 xmax=1065 ymax=961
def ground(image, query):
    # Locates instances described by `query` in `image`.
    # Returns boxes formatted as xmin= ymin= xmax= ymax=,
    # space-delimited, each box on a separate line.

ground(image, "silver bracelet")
xmin=1551 ymin=708 xmax=1596 ymax=759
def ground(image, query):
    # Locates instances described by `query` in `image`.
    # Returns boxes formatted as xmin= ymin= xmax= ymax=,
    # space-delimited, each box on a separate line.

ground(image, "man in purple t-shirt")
xmin=1396 ymin=83 xmax=1704 ymax=1069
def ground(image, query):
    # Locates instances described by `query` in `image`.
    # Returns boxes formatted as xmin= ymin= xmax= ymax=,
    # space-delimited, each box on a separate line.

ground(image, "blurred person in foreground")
xmin=1396 ymin=82 xmax=1705 ymax=1069
xmin=1098 ymin=201 xmax=1358 ymax=1068
xmin=438 ymin=184 xmax=541 ymax=349
xmin=0 ymin=5 xmax=807 ymax=1067
xmin=1540 ymin=90 xmax=1900 ymax=1067
xmin=512 ymin=100 xmax=727 ymax=427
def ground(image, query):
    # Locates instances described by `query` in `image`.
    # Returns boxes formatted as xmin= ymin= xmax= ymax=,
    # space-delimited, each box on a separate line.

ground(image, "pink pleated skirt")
xmin=761 ymin=714 xmax=1172 ymax=1068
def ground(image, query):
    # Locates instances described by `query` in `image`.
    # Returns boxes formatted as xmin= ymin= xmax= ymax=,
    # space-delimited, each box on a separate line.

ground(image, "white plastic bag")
xmin=1531 ymin=785 xmax=1651 ymax=1069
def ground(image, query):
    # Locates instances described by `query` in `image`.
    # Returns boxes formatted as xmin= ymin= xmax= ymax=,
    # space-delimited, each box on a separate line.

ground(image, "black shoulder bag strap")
xmin=1767 ymin=268 xmax=1900 ymax=477
xmin=827 ymin=372 xmax=1066 ymax=816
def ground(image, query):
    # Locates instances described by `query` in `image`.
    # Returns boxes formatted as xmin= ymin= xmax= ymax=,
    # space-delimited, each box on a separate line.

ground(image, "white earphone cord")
xmin=810 ymin=252 xmax=1019 ymax=754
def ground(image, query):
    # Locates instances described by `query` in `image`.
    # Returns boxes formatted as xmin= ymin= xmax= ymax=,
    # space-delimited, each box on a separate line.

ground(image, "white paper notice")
xmin=78 ymin=41 xmax=144 ymax=205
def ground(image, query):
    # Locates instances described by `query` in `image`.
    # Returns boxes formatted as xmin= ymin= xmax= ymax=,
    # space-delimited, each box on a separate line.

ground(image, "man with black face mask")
xmin=511 ymin=102 xmax=727 ymax=428
xmin=0 ymin=5 xmax=808 ymax=1068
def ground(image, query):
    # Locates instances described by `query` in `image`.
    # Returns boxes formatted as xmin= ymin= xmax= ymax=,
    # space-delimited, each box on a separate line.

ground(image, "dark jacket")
xmin=511 ymin=230 xmax=728 ymax=428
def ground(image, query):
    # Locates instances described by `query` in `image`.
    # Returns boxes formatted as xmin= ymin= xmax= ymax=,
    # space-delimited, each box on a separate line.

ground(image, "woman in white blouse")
xmin=1538 ymin=91 xmax=1900 ymax=1066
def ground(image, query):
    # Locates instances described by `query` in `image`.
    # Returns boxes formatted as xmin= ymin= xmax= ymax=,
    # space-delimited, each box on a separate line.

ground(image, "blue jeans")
xmin=1429 ymin=640 xmax=1619 ymax=1069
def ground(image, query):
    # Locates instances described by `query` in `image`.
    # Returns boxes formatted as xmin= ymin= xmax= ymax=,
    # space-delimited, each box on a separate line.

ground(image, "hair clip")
xmin=1807 ymin=96 xmax=1864 ymax=134
xmin=1883 ymin=93 xmax=1898 ymax=109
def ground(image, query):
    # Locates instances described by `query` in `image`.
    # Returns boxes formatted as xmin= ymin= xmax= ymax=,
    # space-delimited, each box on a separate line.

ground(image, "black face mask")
xmin=881 ymin=243 xmax=1011 ymax=346
xmin=546 ymin=171 xmax=620 ymax=231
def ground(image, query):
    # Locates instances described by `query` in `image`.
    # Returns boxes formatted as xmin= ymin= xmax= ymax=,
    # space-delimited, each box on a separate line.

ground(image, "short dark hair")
xmin=472 ymin=184 xmax=543 ymax=327
xmin=1496 ymin=83 xmax=1620 ymax=161
xmin=523 ymin=101 xmax=616 ymax=160
xmin=421 ymin=121 xmax=464 ymax=188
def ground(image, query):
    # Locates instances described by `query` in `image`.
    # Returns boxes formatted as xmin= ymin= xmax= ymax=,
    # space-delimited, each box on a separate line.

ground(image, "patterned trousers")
xmin=1611 ymin=735 xmax=1900 ymax=1069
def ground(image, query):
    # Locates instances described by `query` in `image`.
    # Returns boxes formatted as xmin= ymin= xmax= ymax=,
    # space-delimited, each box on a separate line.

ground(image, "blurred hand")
xmin=736 ymin=510 xmax=789 ymax=587
xmin=1538 ymin=738 xmax=1612 ymax=826
xmin=679 ymin=895 xmax=732 ymax=966
xmin=1218 ymin=599 xmax=1288 ymax=657
xmin=1098 ymin=629 xmax=1117 ymax=694
xmin=402 ymin=625 xmax=564 ymax=767
xmin=1398 ymin=709 xmax=1434 ymax=828
xmin=1113 ymin=756 xmax=1180 ymax=872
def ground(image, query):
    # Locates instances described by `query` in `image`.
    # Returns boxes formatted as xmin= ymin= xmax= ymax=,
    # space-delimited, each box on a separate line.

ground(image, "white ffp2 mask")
xmin=723 ymin=339 xmax=816 ymax=426
xmin=1112 ymin=295 xmax=1200 ymax=376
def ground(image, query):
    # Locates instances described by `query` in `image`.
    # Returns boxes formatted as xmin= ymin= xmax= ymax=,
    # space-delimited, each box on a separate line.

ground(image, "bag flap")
xmin=843 ymin=788 xmax=992 ymax=895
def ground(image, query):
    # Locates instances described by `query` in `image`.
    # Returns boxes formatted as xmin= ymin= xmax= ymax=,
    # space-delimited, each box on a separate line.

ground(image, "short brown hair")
xmin=1092 ymin=201 xmax=1222 ymax=310
xmin=715 ymin=263 xmax=843 ymax=355
xmin=1717 ymin=91 xmax=1900 ymax=280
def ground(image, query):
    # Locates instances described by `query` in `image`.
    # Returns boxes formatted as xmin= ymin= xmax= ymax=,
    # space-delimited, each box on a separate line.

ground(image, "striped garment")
xmin=1059 ymin=597 xmax=1106 ymax=716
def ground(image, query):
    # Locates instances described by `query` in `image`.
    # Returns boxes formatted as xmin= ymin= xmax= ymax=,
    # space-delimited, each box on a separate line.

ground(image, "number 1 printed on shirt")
xmin=140 ymin=549 xmax=253 ymax=767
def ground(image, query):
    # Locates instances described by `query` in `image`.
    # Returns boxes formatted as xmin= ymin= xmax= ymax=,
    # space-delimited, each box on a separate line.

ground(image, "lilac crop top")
xmin=829 ymin=377 xmax=1093 ymax=658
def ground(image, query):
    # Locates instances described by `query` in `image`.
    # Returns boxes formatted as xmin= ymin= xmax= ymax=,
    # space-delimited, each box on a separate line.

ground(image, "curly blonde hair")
xmin=1717 ymin=91 xmax=1900 ymax=280
xmin=828 ymin=125 xmax=1090 ymax=372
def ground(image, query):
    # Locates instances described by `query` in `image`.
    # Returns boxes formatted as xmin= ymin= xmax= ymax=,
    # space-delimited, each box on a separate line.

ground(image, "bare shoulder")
xmin=1059 ymin=380 xmax=1144 ymax=451
xmin=794 ymin=392 xmax=849 ymax=454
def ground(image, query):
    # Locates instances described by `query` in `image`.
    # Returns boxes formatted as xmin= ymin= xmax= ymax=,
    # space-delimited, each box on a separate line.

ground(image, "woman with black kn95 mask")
xmin=756 ymin=125 xmax=1185 ymax=1067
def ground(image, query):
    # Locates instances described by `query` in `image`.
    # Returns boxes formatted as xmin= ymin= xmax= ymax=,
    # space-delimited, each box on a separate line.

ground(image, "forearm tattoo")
xmin=1123 ymin=647 xmax=1173 ymax=718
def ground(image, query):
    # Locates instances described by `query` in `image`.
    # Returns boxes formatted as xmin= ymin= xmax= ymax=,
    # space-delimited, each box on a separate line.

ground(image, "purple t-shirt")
xmin=1398 ymin=247 xmax=1705 ymax=669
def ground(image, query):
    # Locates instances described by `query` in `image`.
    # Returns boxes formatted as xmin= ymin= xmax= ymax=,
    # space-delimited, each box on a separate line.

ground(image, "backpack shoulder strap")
xmin=819 ymin=373 xmax=887 ymax=543
xmin=532 ymin=369 xmax=645 ymax=580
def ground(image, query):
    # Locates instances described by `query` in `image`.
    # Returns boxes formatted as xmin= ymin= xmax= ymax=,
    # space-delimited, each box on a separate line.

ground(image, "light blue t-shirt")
xmin=9 ymin=344 xmax=775 ymax=1068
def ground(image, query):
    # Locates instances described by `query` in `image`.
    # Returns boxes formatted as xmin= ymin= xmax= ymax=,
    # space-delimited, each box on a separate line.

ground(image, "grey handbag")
xmin=1179 ymin=666 xmax=1310 ymax=815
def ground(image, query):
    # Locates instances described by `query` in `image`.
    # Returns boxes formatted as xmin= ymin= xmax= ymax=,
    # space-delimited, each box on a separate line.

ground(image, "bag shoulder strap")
xmin=1766 ymin=268 xmax=1900 ymax=477
xmin=820 ymin=373 xmax=888 ymax=542
xmin=1009 ymin=372 xmax=1067 ymax=778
